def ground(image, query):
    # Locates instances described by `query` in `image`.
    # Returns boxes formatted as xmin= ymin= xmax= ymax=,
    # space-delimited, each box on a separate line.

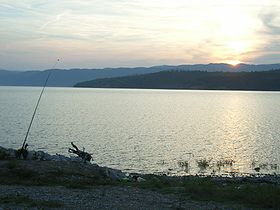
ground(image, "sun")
xmin=227 ymin=60 xmax=241 ymax=66
xmin=221 ymin=41 xmax=249 ymax=67
xmin=210 ymin=7 xmax=257 ymax=66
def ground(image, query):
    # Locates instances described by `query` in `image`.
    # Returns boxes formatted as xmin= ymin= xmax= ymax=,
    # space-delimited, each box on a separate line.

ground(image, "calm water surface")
xmin=0 ymin=86 xmax=280 ymax=175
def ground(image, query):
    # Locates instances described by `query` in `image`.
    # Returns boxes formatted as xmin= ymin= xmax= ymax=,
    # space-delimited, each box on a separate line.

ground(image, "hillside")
xmin=74 ymin=70 xmax=280 ymax=91
xmin=0 ymin=68 xmax=152 ymax=87
xmin=1 ymin=63 xmax=280 ymax=87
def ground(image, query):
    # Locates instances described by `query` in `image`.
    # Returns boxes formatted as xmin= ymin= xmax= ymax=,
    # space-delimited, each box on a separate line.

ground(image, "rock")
xmin=137 ymin=177 xmax=146 ymax=182
xmin=0 ymin=146 xmax=16 ymax=159
xmin=103 ymin=167 xmax=126 ymax=181
xmin=28 ymin=150 xmax=54 ymax=161
xmin=26 ymin=150 xmax=76 ymax=162
xmin=52 ymin=153 xmax=72 ymax=161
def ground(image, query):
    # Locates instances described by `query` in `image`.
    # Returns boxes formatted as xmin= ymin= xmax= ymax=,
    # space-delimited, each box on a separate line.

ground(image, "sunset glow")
xmin=0 ymin=0 xmax=279 ymax=70
xmin=227 ymin=60 xmax=242 ymax=66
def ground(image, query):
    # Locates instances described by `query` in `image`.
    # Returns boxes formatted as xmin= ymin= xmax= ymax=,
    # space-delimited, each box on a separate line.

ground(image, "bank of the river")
xmin=0 ymin=146 xmax=280 ymax=209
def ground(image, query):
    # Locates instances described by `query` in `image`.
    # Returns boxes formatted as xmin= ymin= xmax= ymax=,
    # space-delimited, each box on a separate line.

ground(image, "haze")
xmin=0 ymin=0 xmax=279 ymax=70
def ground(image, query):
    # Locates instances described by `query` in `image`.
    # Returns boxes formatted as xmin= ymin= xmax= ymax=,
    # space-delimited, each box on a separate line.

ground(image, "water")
xmin=1 ymin=86 xmax=280 ymax=175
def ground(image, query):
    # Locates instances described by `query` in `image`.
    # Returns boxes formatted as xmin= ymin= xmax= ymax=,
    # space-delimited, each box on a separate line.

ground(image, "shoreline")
xmin=1 ymin=145 xmax=279 ymax=179
xmin=1 ymin=146 xmax=280 ymax=209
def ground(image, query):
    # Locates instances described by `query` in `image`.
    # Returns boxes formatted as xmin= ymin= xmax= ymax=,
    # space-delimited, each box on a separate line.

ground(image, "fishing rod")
xmin=21 ymin=59 xmax=60 ymax=149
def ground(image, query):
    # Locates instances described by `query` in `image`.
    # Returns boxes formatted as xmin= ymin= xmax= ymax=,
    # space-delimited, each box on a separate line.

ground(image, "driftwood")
xmin=68 ymin=142 xmax=92 ymax=162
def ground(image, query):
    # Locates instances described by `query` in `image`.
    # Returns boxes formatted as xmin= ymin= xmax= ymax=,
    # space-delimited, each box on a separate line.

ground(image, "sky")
xmin=0 ymin=0 xmax=279 ymax=70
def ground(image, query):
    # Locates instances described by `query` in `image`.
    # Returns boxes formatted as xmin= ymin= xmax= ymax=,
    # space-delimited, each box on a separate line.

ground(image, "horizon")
xmin=1 ymin=62 xmax=280 ymax=72
xmin=1 ymin=1 xmax=279 ymax=70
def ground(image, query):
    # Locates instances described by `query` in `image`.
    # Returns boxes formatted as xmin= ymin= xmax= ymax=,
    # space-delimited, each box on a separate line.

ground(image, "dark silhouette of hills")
xmin=74 ymin=70 xmax=280 ymax=91
xmin=1 ymin=63 xmax=280 ymax=87
xmin=0 ymin=68 xmax=150 ymax=87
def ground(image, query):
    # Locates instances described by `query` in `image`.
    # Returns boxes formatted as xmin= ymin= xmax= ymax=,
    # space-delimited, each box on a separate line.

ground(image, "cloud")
xmin=39 ymin=12 xmax=67 ymax=30
xmin=249 ymin=10 xmax=280 ymax=63
xmin=1 ymin=0 xmax=280 ymax=70
xmin=259 ymin=12 xmax=280 ymax=35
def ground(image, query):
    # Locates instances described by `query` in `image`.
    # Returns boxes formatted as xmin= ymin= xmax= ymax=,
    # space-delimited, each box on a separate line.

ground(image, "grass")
xmin=196 ymin=158 xmax=212 ymax=171
xmin=131 ymin=176 xmax=280 ymax=209
xmin=0 ymin=159 xmax=280 ymax=208
xmin=216 ymin=159 xmax=235 ymax=168
xmin=0 ymin=160 xmax=115 ymax=189
xmin=0 ymin=194 xmax=63 ymax=208
xmin=177 ymin=161 xmax=189 ymax=173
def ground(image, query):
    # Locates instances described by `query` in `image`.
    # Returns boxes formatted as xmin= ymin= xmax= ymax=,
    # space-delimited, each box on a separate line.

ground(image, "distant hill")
xmin=74 ymin=70 xmax=280 ymax=91
xmin=0 ymin=68 xmax=151 ymax=87
xmin=1 ymin=63 xmax=280 ymax=87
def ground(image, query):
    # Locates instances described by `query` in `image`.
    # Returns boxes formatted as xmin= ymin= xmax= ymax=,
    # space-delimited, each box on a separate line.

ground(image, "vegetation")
xmin=130 ymin=175 xmax=280 ymax=209
xmin=0 ymin=159 xmax=280 ymax=208
xmin=75 ymin=70 xmax=280 ymax=91
xmin=177 ymin=161 xmax=189 ymax=173
xmin=2 ymin=64 xmax=280 ymax=87
xmin=196 ymin=158 xmax=212 ymax=171
xmin=0 ymin=160 xmax=114 ymax=188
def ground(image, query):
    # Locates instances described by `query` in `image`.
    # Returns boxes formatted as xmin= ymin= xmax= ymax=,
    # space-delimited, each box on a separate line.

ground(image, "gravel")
xmin=0 ymin=185 xmax=246 ymax=210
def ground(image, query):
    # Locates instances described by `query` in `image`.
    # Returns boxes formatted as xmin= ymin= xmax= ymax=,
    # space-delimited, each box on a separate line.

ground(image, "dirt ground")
xmin=0 ymin=184 xmax=247 ymax=210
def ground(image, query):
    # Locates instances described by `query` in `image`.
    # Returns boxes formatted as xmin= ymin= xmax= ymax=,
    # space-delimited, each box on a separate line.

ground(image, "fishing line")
xmin=21 ymin=59 xmax=60 ymax=149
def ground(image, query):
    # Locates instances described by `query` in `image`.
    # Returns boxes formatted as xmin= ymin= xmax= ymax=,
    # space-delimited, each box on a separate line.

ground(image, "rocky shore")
xmin=1 ymin=146 xmax=280 ymax=209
